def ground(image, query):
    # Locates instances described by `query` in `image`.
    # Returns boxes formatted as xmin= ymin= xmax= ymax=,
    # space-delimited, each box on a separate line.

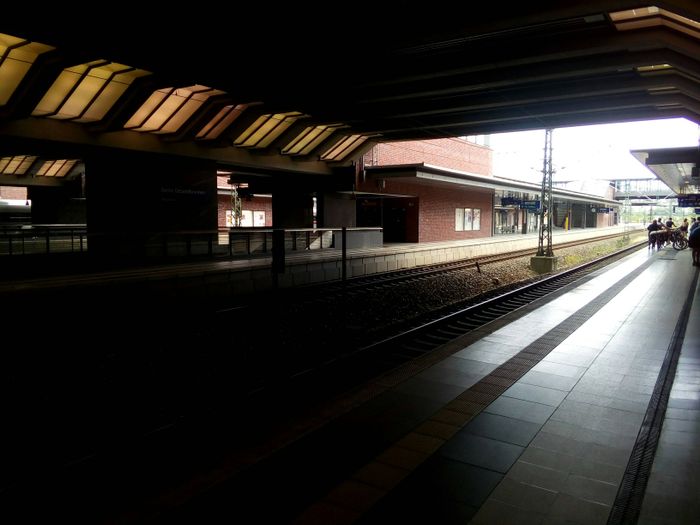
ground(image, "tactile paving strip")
xmin=607 ymin=267 xmax=700 ymax=525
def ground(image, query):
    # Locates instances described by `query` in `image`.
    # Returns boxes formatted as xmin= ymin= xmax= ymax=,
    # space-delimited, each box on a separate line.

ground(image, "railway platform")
xmin=1 ymin=229 xmax=695 ymax=525
xmin=155 ymin=244 xmax=698 ymax=524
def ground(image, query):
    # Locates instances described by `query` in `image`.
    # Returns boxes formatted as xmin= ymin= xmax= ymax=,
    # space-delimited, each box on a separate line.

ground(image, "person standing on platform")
xmin=689 ymin=223 xmax=700 ymax=266
xmin=690 ymin=217 xmax=700 ymax=234
xmin=647 ymin=219 xmax=660 ymax=249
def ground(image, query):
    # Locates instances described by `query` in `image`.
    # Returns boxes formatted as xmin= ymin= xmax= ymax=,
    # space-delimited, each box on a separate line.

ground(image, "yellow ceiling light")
xmin=35 ymin=159 xmax=79 ymax=177
xmin=0 ymin=155 xmax=37 ymax=175
xmin=55 ymin=159 xmax=79 ymax=177
xmin=636 ymin=64 xmax=673 ymax=72
xmin=320 ymin=135 xmax=369 ymax=161
xmin=0 ymin=33 xmax=54 ymax=106
xmin=281 ymin=124 xmax=345 ymax=155
xmin=125 ymin=85 xmax=225 ymax=134
xmin=233 ymin=111 xmax=305 ymax=148
xmin=196 ymin=103 xmax=248 ymax=140
xmin=33 ymin=61 xmax=151 ymax=122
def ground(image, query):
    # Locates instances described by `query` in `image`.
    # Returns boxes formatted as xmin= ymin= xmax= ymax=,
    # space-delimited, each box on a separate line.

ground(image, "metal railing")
xmin=226 ymin=227 xmax=382 ymax=257
xmin=0 ymin=224 xmax=87 ymax=255
xmin=0 ymin=225 xmax=383 ymax=262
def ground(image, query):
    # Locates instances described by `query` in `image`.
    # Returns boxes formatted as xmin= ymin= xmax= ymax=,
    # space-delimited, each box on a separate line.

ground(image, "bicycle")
xmin=669 ymin=228 xmax=688 ymax=250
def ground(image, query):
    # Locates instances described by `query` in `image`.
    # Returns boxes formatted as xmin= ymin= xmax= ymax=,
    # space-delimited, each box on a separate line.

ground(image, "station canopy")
xmin=631 ymin=147 xmax=700 ymax=195
xmin=0 ymin=2 xmax=698 ymax=180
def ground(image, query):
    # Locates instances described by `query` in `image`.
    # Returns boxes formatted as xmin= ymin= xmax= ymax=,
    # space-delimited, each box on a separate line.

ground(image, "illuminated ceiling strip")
xmin=281 ymin=124 xmax=345 ymax=155
xmin=124 ymin=88 xmax=173 ymax=129
xmin=33 ymin=60 xmax=111 ymax=119
xmin=0 ymin=155 xmax=38 ymax=175
xmin=320 ymin=135 xmax=369 ymax=161
xmin=610 ymin=6 xmax=700 ymax=39
xmin=125 ymin=85 xmax=224 ymax=134
xmin=56 ymin=159 xmax=78 ymax=177
xmin=45 ymin=160 xmax=67 ymax=177
xmin=0 ymin=33 xmax=54 ymax=106
xmin=36 ymin=160 xmax=54 ymax=176
xmin=15 ymin=155 xmax=38 ymax=175
xmin=196 ymin=104 xmax=248 ymax=140
xmin=26 ymin=159 xmax=81 ymax=177
xmin=636 ymin=64 xmax=672 ymax=73
xmin=32 ymin=60 xmax=150 ymax=122
xmin=233 ymin=112 xmax=305 ymax=148
xmin=39 ymin=160 xmax=59 ymax=176
xmin=152 ymin=86 xmax=215 ymax=135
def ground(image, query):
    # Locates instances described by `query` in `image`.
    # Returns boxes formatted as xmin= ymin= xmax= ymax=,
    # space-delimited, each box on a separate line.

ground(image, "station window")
xmin=455 ymin=208 xmax=481 ymax=231
xmin=226 ymin=209 xmax=265 ymax=227
xmin=241 ymin=210 xmax=253 ymax=227
xmin=253 ymin=210 xmax=265 ymax=227
xmin=225 ymin=209 xmax=236 ymax=227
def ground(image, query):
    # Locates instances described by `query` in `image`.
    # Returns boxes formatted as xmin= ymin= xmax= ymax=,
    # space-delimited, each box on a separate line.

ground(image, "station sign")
xmin=677 ymin=194 xmax=700 ymax=208
xmin=591 ymin=207 xmax=612 ymax=213
xmin=520 ymin=200 xmax=540 ymax=210
xmin=501 ymin=197 xmax=521 ymax=206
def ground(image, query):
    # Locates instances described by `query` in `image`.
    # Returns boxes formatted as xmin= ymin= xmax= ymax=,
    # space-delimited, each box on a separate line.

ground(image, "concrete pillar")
xmin=322 ymin=192 xmax=356 ymax=228
xmin=28 ymin=178 xmax=85 ymax=224
xmin=271 ymin=190 xmax=314 ymax=228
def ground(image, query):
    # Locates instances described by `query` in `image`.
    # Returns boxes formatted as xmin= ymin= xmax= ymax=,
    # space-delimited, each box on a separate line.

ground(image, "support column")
xmin=86 ymin=152 xmax=217 ymax=259
xmin=531 ymin=128 xmax=557 ymax=273
xmin=271 ymin=190 xmax=314 ymax=229
xmin=28 ymin=177 xmax=85 ymax=224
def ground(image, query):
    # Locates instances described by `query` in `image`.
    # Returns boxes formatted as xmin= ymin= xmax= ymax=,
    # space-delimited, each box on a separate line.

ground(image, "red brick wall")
xmin=0 ymin=186 xmax=27 ymax=199
xmin=217 ymin=195 xmax=273 ymax=227
xmin=380 ymin=180 xmax=493 ymax=242
xmin=364 ymin=139 xmax=492 ymax=176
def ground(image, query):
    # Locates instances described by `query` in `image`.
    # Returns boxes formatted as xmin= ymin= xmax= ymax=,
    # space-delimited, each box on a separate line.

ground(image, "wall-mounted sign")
xmin=501 ymin=197 xmax=521 ymax=206
xmin=677 ymin=194 xmax=700 ymax=208
xmin=521 ymin=200 xmax=540 ymax=210
xmin=520 ymin=201 xmax=540 ymax=211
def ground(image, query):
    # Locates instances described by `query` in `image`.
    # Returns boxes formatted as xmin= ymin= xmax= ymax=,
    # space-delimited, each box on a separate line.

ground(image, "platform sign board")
xmin=501 ymin=197 xmax=521 ymax=206
xmin=591 ymin=207 xmax=612 ymax=213
xmin=677 ymin=194 xmax=700 ymax=208
xmin=521 ymin=200 xmax=540 ymax=210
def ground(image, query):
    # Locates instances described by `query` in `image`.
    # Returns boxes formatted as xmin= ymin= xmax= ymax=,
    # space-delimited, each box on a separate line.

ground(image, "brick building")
xmin=363 ymin=138 xmax=492 ymax=175
xmin=356 ymin=137 xmax=617 ymax=242
xmin=214 ymin=137 xmax=617 ymax=242
xmin=217 ymin=176 xmax=272 ymax=228
xmin=357 ymin=138 xmax=497 ymax=242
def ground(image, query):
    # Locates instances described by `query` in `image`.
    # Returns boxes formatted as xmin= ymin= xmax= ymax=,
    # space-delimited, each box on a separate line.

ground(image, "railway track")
xmin=283 ymin=238 xmax=648 ymax=393
xmin=240 ymin=231 xmax=642 ymax=309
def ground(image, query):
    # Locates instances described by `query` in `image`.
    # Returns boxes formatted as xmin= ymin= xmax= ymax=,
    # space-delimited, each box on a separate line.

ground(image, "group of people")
xmin=647 ymin=216 xmax=700 ymax=266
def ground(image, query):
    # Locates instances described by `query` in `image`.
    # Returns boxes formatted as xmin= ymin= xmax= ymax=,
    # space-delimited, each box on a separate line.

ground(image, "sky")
xmin=490 ymin=117 xmax=700 ymax=184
